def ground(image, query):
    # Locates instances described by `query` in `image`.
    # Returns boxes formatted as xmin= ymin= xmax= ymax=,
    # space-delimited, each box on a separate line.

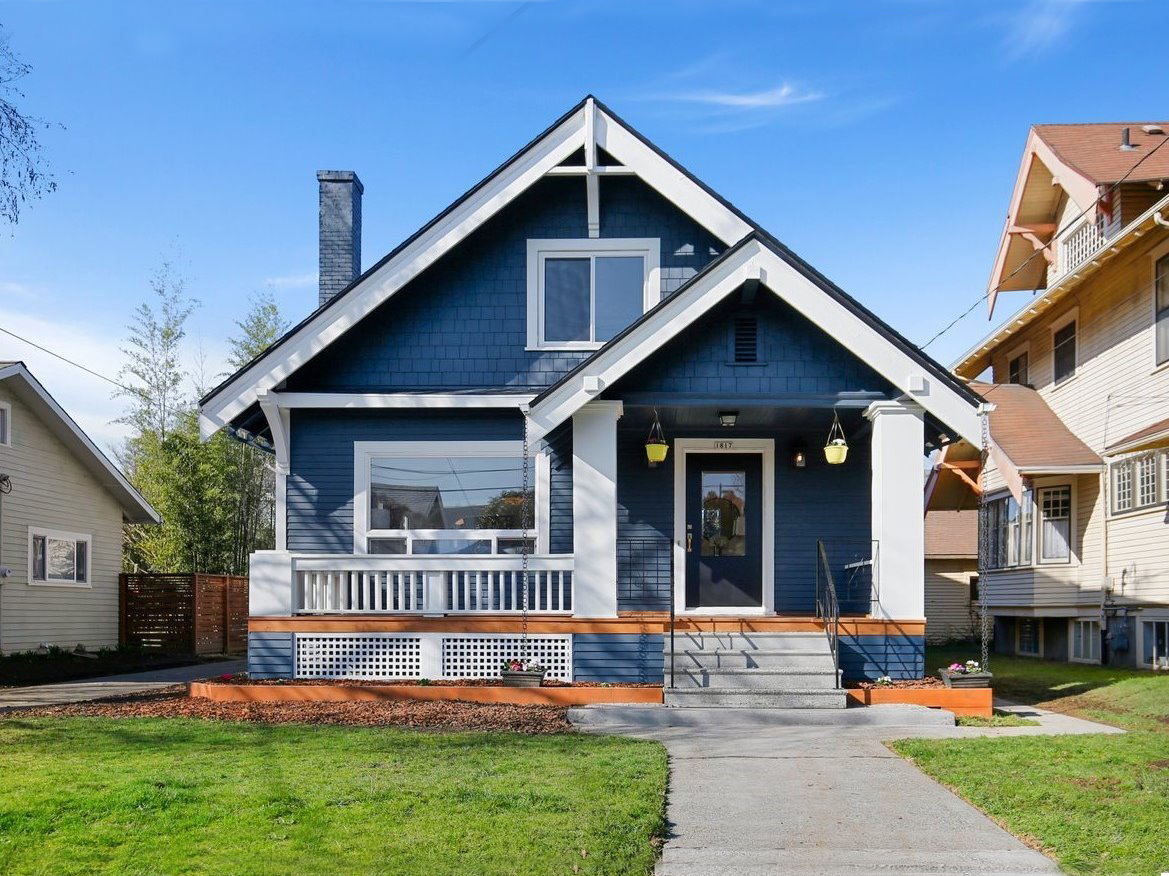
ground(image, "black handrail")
xmin=815 ymin=539 xmax=841 ymax=689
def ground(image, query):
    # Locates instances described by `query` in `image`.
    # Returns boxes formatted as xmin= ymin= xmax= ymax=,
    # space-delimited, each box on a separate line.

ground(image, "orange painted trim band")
xmin=844 ymin=687 xmax=993 ymax=718
xmin=248 ymin=615 xmax=926 ymax=636
xmin=189 ymin=682 xmax=663 ymax=706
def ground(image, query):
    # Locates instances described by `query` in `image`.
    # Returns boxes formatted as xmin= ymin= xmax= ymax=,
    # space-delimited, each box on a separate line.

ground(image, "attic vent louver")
xmin=733 ymin=316 xmax=759 ymax=363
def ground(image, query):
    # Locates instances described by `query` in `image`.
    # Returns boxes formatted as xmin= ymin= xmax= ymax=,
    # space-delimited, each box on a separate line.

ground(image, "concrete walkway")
xmin=0 ymin=659 xmax=246 ymax=710
xmin=570 ymin=704 xmax=1120 ymax=876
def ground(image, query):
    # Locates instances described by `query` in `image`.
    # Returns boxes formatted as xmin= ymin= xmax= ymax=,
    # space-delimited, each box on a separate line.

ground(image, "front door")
xmin=684 ymin=453 xmax=763 ymax=608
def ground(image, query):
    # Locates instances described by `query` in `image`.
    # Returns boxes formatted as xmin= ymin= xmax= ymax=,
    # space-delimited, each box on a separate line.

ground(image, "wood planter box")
xmin=501 ymin=670 xmax=546 ymax=688
xmin=938 ymin=670 xmax=993 ymax=689
xmin=845 ymin=687 xmax=993 ymax=718
xmin=189 ymin=682 xmax=663 ymax=707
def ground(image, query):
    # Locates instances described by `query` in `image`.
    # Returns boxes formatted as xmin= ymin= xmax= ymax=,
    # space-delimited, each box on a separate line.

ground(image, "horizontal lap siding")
xmin=572 ymin=633 xmax=663 ymax=683
xmin=925 ymin=559 xmax=977 ymax=643
xmin=287 ymin=410 xmax=521 ymax=553
xmin=284 ymin=176 xmax=723 ymax=393
xmin=839 ymin=634 xmax=924 ymax=681
xmin=248 ymin=631 xmax=294 ymax=679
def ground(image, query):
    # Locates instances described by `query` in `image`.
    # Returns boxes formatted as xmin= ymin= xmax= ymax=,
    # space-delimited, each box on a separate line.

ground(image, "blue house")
xmin=199 ymin=98 xmax=981 ymax=704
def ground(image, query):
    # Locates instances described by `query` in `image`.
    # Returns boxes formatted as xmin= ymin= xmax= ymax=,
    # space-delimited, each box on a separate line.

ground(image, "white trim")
xmin=0 ymin=399 xmax=10 ymax=446
xmin=352 ymin=440 xmax=546 ymax=555
xmin=1150 ymin=240 xmax=1169 ymax=371
xmin=27 ymin=526 xmax=92 ymax=588
xmin=672 ymin=438 xmax=775 ymax=615
xmin=1137 ymin=614 xmax=1169 ymax=669
xmin=528 ymin=239 xmax=981 ymax=443
xmin=1036 ymin=482 xmax=1074 ymax=566
xmin=199 ymin=100 xmax=755 ymax=433
xmin=1050 ymin=307 xmax=1079 ymax=388
xmin=0 ymin=363 xmax=159 ymax=524
xmin=525 ymin=238 xmax=661 ymax=351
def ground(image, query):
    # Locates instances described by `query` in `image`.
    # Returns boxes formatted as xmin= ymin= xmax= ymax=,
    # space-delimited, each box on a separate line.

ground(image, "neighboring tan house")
xmin=924 ymin=510 xmax=978 ymax=644
xmin=938 ymin=122 xmax=1169 ymax=669
xmin=0 ymin=362 xmax=159 ymax=654
xmin=199 ymin=97 xmax=983 ymax=703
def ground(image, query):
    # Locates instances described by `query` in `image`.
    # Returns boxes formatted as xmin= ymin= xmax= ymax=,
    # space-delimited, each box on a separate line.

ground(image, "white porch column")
xmin=249 ymin=550 xmax=293 ymax=616
xmin=865 ymin=400 xmax=925 ymax=621
xmin=571 ymin=401 xmax=622 ymax=617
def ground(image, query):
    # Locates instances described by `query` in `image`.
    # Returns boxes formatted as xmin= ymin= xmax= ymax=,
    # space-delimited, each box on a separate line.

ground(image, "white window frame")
xmin=353 ymin=441 xmax=550 ymax=556
xmin=526 ymin=238 xmax=661 ymax=351
xmin=1138 ymin=615 xmax=1169 ymax=669
xmin=1151 ymin=241 xmax=1169 ymax=371
xmin=983 ymin=489 xmax=1033 ymax=570
xmin=1050 ymin=308 xmax=1078 ymax=388
xmin=1069 ymin=618 xmax=1101 ymax=664
xmin=1036 ymin=484 xmax=1073 ymax=565
xmin=1016 ymin=617 xmax=1043 ymax=657
xmin=1109 ymin=449 xmax=1168 ymax=515
xmin=27 ymin=526 xmax=92 ymax=588
xmin=0 ymin=399 xmax=11 ymax=446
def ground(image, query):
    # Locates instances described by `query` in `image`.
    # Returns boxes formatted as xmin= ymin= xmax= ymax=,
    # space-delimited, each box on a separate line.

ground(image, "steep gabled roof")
xmin=1036 ymin=123 xmax=1169 ymax=185
xmin=0 ymin=362 xmax=160 ymax=524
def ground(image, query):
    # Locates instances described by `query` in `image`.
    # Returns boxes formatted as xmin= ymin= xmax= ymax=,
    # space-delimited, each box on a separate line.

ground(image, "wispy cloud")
xmin=1001 ymin=0 xmax=1090 ymax=61
xmin=264 ymin=272 xmax=317 ymax=289
xmin=669 ymin=84 xmax=823 ymax=111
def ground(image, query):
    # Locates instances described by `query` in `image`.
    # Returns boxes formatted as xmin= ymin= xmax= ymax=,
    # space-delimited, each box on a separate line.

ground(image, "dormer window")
xmin=527 ymin=238 xmax=660 ymax=350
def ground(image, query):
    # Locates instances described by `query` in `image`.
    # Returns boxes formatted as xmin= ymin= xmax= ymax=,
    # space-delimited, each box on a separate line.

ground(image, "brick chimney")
xmin=317 ymin=170 xmax=363 ymax=307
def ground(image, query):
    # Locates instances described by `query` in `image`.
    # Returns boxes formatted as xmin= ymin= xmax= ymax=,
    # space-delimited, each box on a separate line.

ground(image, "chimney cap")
xmin=316 ymin=170 xmax=364 ymax=194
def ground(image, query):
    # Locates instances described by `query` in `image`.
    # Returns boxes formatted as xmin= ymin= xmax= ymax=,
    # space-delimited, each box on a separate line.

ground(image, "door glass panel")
xmin=700 ymin=471 xmax=746 ymax=557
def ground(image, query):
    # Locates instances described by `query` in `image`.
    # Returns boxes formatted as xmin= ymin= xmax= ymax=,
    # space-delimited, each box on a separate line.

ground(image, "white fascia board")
xmin=200 ymin=107 xmax=588 ymax=432
xmin=274 ymin=392 xmax=535 ymax=409
xmin=1018 ymin=465 xmax=1104 ymax=475
xmin=529 ymin=240 xmax=982 ymax=444
xmin=0 ymin=364 xmax=161 ymax=524
xmin=594 ymin=107 xmax=752 ymax=246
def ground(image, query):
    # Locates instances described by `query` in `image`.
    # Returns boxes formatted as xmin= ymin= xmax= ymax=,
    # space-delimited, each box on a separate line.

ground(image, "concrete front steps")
xmin=663 ymin=631 xmax=847 ymax=708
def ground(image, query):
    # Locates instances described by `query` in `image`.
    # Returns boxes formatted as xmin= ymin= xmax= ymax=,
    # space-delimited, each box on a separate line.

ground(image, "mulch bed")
xmin=2 ymin=686 xmax=572 ymax=734
xmin=851 ymin=678 xmax=946 ymax=690
xmin=206 ymin=675 xmax=660 ymax=689
xmin=0 ymin=654 xmax=229 ymax=687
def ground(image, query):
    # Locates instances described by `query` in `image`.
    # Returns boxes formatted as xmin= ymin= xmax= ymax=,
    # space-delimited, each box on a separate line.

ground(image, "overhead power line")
xmin=0 ymin=323 xmax=145 ymax=399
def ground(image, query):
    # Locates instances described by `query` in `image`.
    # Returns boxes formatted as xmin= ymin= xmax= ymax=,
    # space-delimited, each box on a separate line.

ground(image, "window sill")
xmin=28 ymin=580 xmax=93 ymax=590
xmin=1150 ymin=359 xmax=1169 ymax=378
xmin=1109 ymin=502 xmax=1169 ymax=520
xmin=1051 ymin=373 xmax=1078 ymax=391
xmin=526 ymin=343 xmax=604 ymax=353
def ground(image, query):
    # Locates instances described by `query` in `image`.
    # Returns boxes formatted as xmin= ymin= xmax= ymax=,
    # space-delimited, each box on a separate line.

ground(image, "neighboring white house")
xmin=924 ymin=510 xmax=979 ymax=644
xmin=0 ymin=362 xmax=160 ymax=654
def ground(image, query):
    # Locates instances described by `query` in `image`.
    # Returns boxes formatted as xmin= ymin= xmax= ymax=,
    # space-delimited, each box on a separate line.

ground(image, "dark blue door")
xmin=684 ymin=453 xmax=763 ymax=608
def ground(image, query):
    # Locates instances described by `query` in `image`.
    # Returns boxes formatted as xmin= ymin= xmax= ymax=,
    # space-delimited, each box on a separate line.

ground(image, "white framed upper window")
xmin=28 ymin=527 xmax=91 ymax=587
xmin=1110 ymin=449 xmax=1169 ymax=514
xmin=526 ymin=238 xmax=660 ymax=350
xmin=1070 ymin=618 xmax=1101 ymax=663
xmin=1051 ymin=309 xmax=1078 ymax=387
xmin=353 ymin=441 xmax=549 ymax=555
xmin=0 ymin=400 xmax=11 ymax=446
xmin=1038 ymin=485 xmax=1072 ymax=563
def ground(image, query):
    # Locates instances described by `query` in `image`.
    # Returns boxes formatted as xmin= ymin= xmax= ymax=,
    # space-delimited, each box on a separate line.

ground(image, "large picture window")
xmin=527 ymin=238 xmax=660 ymax=350
xmin=28 ymin=528 xmax=91 ymax=586
xmin=355 ymin=442 xmax=545 ymax=555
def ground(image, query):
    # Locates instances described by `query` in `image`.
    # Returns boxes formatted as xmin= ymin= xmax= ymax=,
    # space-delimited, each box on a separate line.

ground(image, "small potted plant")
xmin=938 ymin=659 xmax=993 ymax=688
xmin=501 ymin=658 xmax=546 ymax=687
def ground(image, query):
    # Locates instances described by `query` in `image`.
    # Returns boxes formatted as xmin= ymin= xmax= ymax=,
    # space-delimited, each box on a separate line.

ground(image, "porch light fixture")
xmin=823 ymin=410 xmax=848 ymax=465
xmin=718 ymin=410 xmax=738 ymax=428
xmin=645 ymin=408 xmax=669 ymax=467
xmin=790 ymin=442 xmax=807 ymax=469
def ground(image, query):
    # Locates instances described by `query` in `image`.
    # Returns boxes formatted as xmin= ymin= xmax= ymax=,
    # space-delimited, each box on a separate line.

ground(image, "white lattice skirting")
xmin=293 ymin=633 xmax=572 ymax=681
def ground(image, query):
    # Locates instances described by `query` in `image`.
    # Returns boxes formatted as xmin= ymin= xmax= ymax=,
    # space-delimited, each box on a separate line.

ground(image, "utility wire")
xmin=0 ymin=323 xmax=143 ymax=396
xmin=920 ymin=131 xmax=1169 ymax=352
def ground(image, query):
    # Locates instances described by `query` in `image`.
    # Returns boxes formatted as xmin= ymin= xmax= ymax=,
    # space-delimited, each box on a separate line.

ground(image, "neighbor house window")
xmin=28 ymin=528 xmax=91 ymax=585
xmin=1052 ymin=317 xmax=1077 ymax=385
xmin=983 ymin=490 xmax=1032 ymax=570
xmin=355 ymin=441 xmax=545 ymax=555
xmin=1038 ymin=486 xmax=1071 ymax=563
xmin=1007 ymin=351 xmax=1029 ymax=385
xmin=1017 ymin=618 xmax=1041 ymax=656
xmin=1071 ymin=619 xmax=1100 ymax=663
xmin=1110 ymin=450 xmax=1168 ymax=513
xmin=0 ymin=401 xmax=10 ymax=446
xmin=1156 ymin=253 xmax=1169 ymax=366
xmin=1142 ymin=618 xmax=1169 ymax=669
xmin=526 ymin=238 xmax=659 ymax=350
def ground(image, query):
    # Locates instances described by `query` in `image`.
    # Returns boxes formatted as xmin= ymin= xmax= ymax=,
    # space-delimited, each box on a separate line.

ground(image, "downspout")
xmin=1153 ymin=210 xmax=1169 ymax=230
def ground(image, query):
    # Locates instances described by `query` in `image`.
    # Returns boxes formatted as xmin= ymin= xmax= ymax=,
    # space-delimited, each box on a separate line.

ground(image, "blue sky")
xmin=1 ymin=0 xmax=1165 ymax=448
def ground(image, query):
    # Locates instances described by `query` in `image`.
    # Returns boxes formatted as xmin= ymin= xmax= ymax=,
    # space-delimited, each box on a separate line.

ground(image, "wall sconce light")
xmin=718 ymin=410 xmax=738 ymax=428
xmin=791 ymin=443 xmax=807 ymax=469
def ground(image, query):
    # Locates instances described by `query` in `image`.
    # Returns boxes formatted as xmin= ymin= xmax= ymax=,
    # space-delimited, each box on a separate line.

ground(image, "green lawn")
xmin=892 ymin=644 xmax=1169 ymax=876
xmin=0 ymin=717 xmax=667 ymax=876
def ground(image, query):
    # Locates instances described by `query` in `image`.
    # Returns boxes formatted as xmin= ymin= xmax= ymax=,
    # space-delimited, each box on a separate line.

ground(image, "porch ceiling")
xmin=618 ymin=403 xmax=870 ymax=433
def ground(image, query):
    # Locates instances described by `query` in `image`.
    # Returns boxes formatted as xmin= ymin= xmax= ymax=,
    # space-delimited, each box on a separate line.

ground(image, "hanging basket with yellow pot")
xmin=645 ymin=408 xmax=669 ymax=467
xmin=823 ymin=411 xmax=848 ymax=465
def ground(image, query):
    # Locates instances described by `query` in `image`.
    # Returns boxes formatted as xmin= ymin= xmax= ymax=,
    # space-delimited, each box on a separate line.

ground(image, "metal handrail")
xmin=815 ymin=540 xmax=841 ymax=689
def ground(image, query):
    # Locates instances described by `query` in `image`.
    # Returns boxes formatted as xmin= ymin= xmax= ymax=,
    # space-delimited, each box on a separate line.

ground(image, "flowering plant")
xmin=947 ymin=660 xmax=983 ymax=675
xmin=875 ymin=675 xmax=893 ymax=686
xmin=502 ymin=659 xmax=545 ymax=673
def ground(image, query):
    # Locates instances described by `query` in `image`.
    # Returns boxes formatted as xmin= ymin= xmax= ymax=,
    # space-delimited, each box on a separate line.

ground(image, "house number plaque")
xmin=713 ymin=441 xmax=734 ymax=449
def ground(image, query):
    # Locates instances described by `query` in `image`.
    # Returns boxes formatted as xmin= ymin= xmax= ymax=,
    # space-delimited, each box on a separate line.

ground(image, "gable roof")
xmin=528 ymin=232 xmax=982 ymax=443
xmin=0 ymin=362 xmax=160 ymax=524
xmin=924 ymin=510 xmax=978 ymax=560
xmin=1036 ymin=123 xmax=1169 ymax=185
xmin=199 ymin=95 xmax=755 ymax=436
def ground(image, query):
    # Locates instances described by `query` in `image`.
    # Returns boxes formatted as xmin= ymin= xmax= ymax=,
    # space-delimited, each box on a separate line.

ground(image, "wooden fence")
xmin=120 ymin=573 xmax=248 ymax=656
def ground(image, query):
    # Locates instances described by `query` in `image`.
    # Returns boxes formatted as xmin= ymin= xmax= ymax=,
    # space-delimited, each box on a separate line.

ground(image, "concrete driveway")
xmin=0 ymin=659 xmax=246 ymax=710
xmin=570 ymin=706 xmax=1103 ymax=876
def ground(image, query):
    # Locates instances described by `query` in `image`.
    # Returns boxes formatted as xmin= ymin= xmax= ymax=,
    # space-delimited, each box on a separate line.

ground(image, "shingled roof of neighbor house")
xmin=971 ymin=381 xmax=1102 ymax=471
xmin=1106 ymin=415 xmax=1169 ymax=454
xmin=1035 ymin=122 xmax=1169 ymax=184
xmin=924 ymin=510 xmax=978 ymax=559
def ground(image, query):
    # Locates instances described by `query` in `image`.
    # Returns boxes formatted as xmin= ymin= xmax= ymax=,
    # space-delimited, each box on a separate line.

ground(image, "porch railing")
xmin=292 ymin=554 xmax=574 ymax=615
xmin=815 ymin=540 xmax=841 ymax=689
